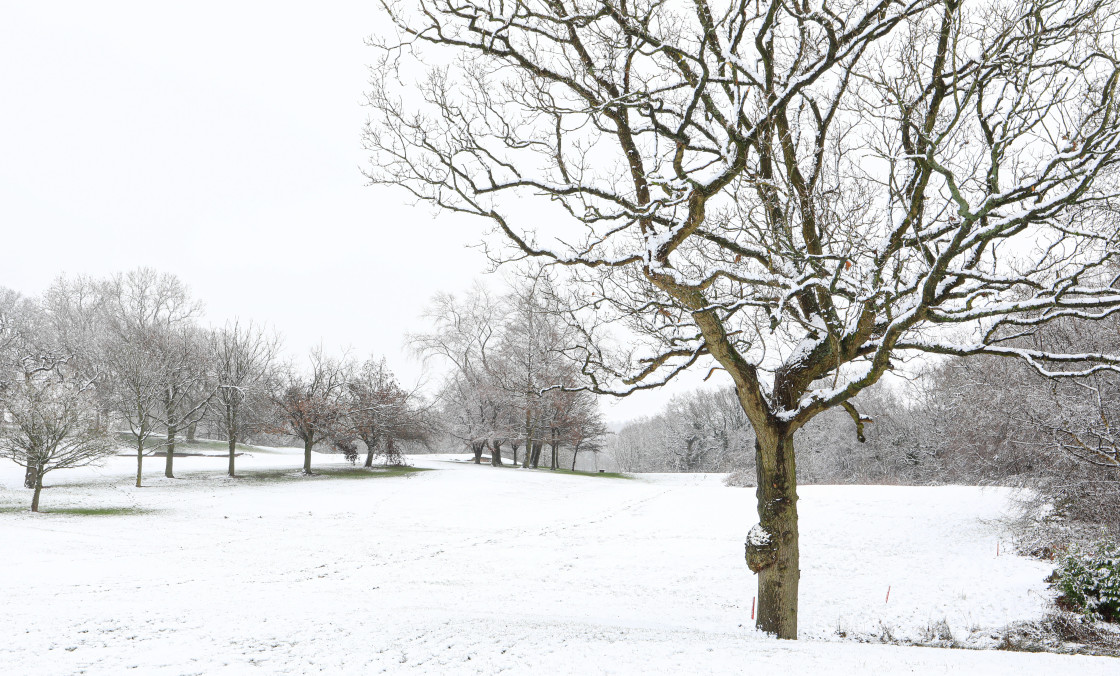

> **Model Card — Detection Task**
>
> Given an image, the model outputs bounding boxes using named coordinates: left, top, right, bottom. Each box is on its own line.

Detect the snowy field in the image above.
left=0, top=449, right=1115, bottom=675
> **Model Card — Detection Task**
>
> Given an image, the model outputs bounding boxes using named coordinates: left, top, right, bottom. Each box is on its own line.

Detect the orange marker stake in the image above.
left=885, top=585, right=891, bottom=603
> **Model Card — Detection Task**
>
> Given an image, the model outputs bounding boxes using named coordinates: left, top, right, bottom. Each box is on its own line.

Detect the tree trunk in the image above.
left=364, top=442, right=375, bottom=468
left=24, top=464, right=35, bottom=489
left=31, top=472, right=43, bottom=512
left=530, top=442, right=542, bottom=468
left=745, top=431, right=800, bottom=639
left=136, top=437, right=144, bottom=487
left=549, top=427, right=558, bottom=470
left=471, top=441, right=484, bottom=464
left=511, top=443, right=519, bottom=466
left=165, top=424, right=176, bottom=478
left=186, top=420, right=198, bottom=443
left=303, top=438, right=314, bottom=475
left=165, top=392, right=176, bottom=478
left=491, top=440, right=504, bottom=466
left=228, top=435, right=237, bottom=477
left=226, top=403, right=238, bottom=477
left=571, top=446, right=579, bottom=471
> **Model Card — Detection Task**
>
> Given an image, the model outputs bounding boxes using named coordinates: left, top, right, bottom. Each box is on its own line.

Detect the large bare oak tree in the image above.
left=365, top=0, right=1120, bottom=637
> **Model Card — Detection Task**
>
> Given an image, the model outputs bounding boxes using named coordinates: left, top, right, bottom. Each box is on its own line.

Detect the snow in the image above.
left=747, top=522, right=771, bottom=547
left=0, top=450, right=1114, bottom=674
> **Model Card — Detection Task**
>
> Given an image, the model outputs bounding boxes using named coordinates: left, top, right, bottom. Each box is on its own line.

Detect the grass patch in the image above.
left=232, top=465, right=433, bottom=483
left=0, top=505, right=152, bottom=516
left=526, top=467, right=632, bottom=479
left=43, top=506, right=152, bottom=516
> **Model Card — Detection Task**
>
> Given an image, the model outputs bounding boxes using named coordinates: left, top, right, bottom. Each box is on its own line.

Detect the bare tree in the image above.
left=496, top=272, right=578, bottom=469
left=412, top=286, right=508, bottom=463
left=436, top=372, right=504, bottom=463
left=562, top=389, right=607, bottom=471
left=270, top=348, right=352, bottom=475
left=345, top=356, right=431, bottom=467
left=209, top=320, right=280, bottom=476
left=0, top=343, right=115, bottom=512
left=153, top=325, right=215, bottom=478
left=98, top=269, right=205, bottom=487
left=1, top=288, right=78, bottom=488
left=367, top=0, right=1120, bottom=637
left=0, top=381, right=115, bottom=512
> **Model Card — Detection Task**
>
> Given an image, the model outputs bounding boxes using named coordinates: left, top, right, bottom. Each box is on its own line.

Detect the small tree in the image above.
left=209, top=320, right=280, bottom=476
left=0, top=372, right=115, bottom=512
left=271, top=348, right=352, bottom=474
left=3, top=285, right=84, bottom=487
left=346, top=356, right=431, bottom=467
left=152, top=325, right=215, bottom=478
left=412, top=287, right=508, bottom=462
left=563, top=390, right=607, bottom=471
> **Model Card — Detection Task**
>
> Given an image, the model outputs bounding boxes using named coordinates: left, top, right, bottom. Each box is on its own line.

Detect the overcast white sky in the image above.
left=0, top=1, right=718, bottom=423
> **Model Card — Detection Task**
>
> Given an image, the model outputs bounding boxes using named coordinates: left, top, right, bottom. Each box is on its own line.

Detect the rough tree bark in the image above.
left=225, top=402, right=237, bottom=477
left=135, top=437, right=144, bottom=488
left=30, top=470, right=43, bottom=513
left=165, top=391, right=177, bottom=479
left=745, top=433, right=800, bottom=637
left=227, top=435, right=237, bottom=478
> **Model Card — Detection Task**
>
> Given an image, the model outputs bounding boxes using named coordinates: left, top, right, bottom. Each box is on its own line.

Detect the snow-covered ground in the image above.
left=0, top=449, right=1113, bottom=674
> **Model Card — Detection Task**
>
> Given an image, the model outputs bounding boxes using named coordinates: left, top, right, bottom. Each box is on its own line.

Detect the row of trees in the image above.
left=413, top=275, right=607, bottom=469
left=0, top=269, right=428, bottom=510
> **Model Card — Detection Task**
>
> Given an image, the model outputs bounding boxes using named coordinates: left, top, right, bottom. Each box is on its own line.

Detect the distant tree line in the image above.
left=613, top=313, right=1120, bottom=546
